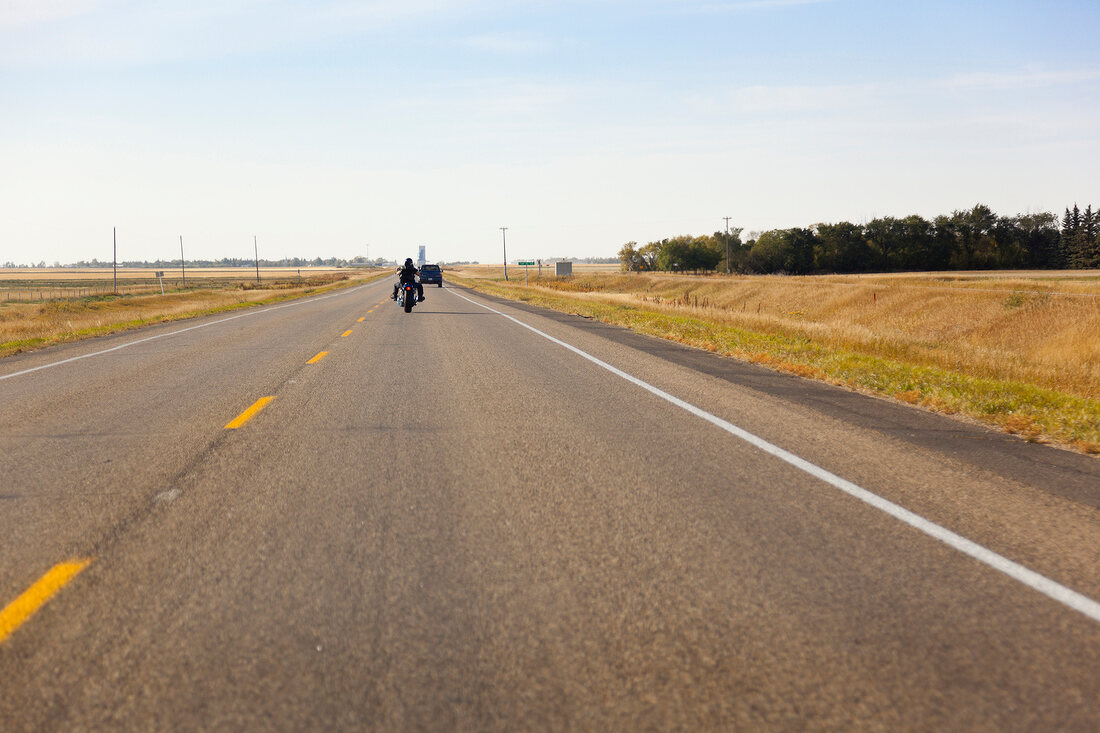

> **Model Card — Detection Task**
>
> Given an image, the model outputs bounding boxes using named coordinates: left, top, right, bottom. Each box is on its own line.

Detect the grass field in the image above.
left=0, top=267, right=381, bottom=356
left=0, top=266, right=365, bottom=301
left=449, top=268, right=1100, bottom=455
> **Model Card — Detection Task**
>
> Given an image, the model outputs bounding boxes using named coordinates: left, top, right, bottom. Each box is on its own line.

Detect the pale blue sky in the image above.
left=3, top=0, right=1098, bottom=265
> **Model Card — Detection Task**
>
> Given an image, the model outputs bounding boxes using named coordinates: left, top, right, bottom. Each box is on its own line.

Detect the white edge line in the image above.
left=451, top=287, right=1100, bottom=624
left=0, top=281, right=381, bottom=383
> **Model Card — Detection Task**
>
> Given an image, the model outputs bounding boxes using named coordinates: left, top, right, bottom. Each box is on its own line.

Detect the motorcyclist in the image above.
left=392, top=258, right=425, bottom=302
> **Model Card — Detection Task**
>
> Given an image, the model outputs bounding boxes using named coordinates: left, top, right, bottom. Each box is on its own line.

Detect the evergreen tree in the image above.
left=1062, top=204, right=1090, bottom=267
left=1078, top=205, right=1100, bottom=267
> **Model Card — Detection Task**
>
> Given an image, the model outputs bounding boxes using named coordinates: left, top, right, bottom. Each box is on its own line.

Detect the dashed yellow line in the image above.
left=0, top=559, right=93, bottom=644
left=341, top=329, right=353, bottom=338
left=225, top=396, right=275, bottom=429
left=357, top=317, right=364, bottom=322
left=307, top=351, right=329, bottom=364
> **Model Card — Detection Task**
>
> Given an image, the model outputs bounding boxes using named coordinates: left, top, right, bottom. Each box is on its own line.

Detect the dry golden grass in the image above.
left=455, top=270, right=1100, bottom=400
left=450, top=269, right=1100, bottom=454
left=0, top=266, right=378, bottom=301
left=0, top=272, right=378, bottom=356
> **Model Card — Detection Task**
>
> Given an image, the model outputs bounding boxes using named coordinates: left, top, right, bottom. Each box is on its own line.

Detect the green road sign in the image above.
left=517, top=260, right=535, bottom=266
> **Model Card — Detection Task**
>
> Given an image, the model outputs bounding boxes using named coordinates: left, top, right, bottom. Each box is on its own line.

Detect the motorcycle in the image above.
left=396, top=282, right=418, bottom=313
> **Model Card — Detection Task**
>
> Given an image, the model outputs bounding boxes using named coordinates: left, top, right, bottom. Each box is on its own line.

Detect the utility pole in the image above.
left=180, top=235, right=186, bottom=287
left=723, top=216, right=733, bottom=275
left=254, top=235, right=260, bottom=283
left=113, top=226, right=118, bottom=294
left=500, top=227, right=509, bottom=281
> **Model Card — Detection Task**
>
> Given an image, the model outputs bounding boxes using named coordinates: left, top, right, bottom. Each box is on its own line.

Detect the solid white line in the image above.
left=451, top=288, right=1100, bottom=624
left=0, top=281, right=381, bottom=383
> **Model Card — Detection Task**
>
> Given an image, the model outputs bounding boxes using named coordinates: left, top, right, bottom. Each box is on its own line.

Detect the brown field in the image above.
left=0, top=266, right=374, bottom=301
left=0, top=269, right=380, bottom=356
left=450, top=268, right=1100, bottom=454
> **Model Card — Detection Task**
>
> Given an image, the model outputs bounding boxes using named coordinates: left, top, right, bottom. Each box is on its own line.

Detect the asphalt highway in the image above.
left=1, top=277, right=1097, bottom=731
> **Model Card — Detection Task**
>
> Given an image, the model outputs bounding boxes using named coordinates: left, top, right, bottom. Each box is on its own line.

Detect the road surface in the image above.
left=1, top=278, right=1097, bottom=731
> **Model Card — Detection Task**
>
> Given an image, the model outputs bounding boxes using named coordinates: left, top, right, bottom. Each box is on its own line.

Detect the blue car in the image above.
left=419, top=263, right=443, bottom=287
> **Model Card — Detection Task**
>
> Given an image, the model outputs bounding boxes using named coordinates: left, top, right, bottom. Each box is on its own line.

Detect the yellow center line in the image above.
left=367, top=310, right=374, bottom=314
left=307, top=351, right=328, bottom=364
left=0, top=559, right=93, bottom=644
left=341, top=329, right=353, bottom=338
left=357, top=317, right=364, bottom=322
left=225, top=396, right=275, bottom=429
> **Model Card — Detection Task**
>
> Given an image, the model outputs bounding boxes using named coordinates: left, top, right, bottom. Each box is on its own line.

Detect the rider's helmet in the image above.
left=405, top=258, right=414, bottom=266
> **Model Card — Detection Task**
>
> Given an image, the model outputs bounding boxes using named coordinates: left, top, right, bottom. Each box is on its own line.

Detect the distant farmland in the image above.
left=0, top=267, right=381, bottom=358
left=0, top=266, right=374, bottom=301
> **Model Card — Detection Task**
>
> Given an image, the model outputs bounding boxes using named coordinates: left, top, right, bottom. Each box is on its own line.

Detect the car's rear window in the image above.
left=422, top=265, right=440, bottom=272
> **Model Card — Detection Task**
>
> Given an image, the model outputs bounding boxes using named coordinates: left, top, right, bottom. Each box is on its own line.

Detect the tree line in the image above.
left=618, top=204, right=1100, bottom=274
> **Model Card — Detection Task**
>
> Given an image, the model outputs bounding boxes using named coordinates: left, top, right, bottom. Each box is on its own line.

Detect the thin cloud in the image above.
left=0, top=0, right=103, bottom=28
left=459, top=31, right=552, bottom=55
left=685, top=0, right=839, bottom=12
left=696, top=81, right=877, bottom=116
left=941, top=68, right=1100, bottom=91
left=705, top=66, right=1100, bottom=116
left=0, top=0, right=506, bottom=66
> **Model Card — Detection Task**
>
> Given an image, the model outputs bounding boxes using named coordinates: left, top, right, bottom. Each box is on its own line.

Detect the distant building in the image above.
left=418, top=246, right=426, bottom=267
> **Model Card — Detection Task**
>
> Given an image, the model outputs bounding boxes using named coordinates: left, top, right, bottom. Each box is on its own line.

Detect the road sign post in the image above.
left=517, top=260, right=535, bottom=285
